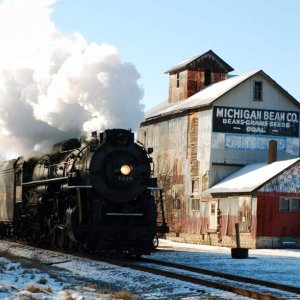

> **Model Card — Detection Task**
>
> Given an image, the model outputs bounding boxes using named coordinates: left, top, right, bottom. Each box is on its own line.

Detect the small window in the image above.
left=191, top=198, right=200, bottom=211
left=211, top=203, right=216, bottom=215
left=204, top=69, right=211, bottom=86
left=254, top=81, right=263, bottom=101
left=280, top=197, right=300, bottom=212
left=176, top=73, right=180, bottom=88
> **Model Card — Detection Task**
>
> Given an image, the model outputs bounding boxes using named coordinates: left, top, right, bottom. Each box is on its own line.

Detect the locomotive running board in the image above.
left=106, top=213, right=144, bottom=216
left=22, top=176, right=68, bottom=185
left=147, top=187, right=163, bottom=190
left=67, top=185, right=93, bottom=189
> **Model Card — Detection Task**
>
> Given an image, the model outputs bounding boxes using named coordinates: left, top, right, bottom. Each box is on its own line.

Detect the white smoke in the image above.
left=0, top=0, right=144, bottom=157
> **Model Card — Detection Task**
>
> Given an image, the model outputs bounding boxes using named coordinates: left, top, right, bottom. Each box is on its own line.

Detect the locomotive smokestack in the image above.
left=91, top=131, right=98, bottom=139
left=268, top=140, right=277, bottom=164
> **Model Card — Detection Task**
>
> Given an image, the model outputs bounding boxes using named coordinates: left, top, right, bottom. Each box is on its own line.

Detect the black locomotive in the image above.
left=0, top=129, right=168, bottom=256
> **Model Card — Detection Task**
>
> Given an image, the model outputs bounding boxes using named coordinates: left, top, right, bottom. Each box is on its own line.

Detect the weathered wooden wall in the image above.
left=168, top=70, right=227, bottom=103
left=256, top=192, right=300, bottom=237
left=187, top=71, right=226, bottom=98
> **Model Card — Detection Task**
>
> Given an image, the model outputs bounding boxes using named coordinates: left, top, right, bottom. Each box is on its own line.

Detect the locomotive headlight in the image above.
left=120, top=164, right=132, bottom=176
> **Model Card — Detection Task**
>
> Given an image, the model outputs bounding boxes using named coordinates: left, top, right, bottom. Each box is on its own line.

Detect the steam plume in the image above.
left=0, top=0, right=144, bottom=157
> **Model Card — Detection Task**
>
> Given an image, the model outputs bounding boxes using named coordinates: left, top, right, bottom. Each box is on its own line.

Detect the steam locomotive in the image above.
left=0, top=129, right=168, bottom=256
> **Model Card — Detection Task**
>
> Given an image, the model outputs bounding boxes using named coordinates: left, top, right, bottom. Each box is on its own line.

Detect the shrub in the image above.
left=26, top=284, right=52, bottom=294
left=113, top=291, right=137, bottom=300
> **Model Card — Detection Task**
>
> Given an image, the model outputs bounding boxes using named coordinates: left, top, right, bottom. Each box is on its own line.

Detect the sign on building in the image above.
left=213, top=106, right=299, bottom=137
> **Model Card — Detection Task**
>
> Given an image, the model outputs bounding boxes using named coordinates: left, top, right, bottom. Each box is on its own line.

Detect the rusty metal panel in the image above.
left=217, top=196, right=253, bottom=236
left=167, top=199, right=209, bottom=235
left=197, top=110, right=213, bottom=191
left=187, top=112, right=199, bottom=194
left=259, top=162, right=300, bottom=193
left=139, top=117, right=189, bottom=229
left=0, top=161, right=16, bottom=221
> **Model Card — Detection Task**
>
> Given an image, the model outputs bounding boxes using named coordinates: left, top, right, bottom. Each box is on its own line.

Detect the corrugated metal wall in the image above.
left=138, top=116, right=189, bottom=233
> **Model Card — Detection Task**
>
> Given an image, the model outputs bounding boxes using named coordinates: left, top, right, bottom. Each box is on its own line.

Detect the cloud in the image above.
left=0, top=0, right=144, bottom=157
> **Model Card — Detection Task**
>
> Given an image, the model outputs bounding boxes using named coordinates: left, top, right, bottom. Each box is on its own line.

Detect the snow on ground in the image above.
left=155, top=239, right=300, bottom=286
left=0, top=239, right=299, bottom=299
left=0, top=254, right=114, bottom=299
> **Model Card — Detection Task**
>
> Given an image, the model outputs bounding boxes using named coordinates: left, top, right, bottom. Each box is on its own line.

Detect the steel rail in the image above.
left=101, top=257, right=296, bottom=300
left=139, top=257, right=300, bottom=295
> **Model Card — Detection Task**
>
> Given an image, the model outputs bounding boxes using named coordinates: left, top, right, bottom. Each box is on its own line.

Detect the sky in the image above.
left=0, top=0, right=300, bottom=156
left=51, top=0, right=300, bottom=110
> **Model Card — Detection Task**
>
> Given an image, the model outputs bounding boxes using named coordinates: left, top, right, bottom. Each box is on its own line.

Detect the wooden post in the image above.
left=235, top=223, right=241, bottom=248
left=231, top=223, right=248, bottom=259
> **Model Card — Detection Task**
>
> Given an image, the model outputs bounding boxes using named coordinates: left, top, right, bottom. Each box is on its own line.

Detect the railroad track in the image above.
left=101, top=257, right=300, bottom=300
left=2, top=240, right=299, bottom=299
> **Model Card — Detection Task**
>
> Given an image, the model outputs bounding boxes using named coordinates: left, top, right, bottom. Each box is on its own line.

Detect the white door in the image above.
left=209, top=200, right=218, bottom=230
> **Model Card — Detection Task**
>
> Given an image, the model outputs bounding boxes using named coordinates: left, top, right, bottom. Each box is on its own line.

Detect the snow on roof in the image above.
left=164, top=53, right=201, bottom=73
left=145, top=70, right=259, bottom=120
left=207, top=158, right=300, bottom=194
left=164, top=49, right=234, bottom=74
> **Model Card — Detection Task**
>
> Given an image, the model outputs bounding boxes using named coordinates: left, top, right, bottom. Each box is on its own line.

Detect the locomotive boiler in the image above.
left=0, top=129, right=168, bottom=256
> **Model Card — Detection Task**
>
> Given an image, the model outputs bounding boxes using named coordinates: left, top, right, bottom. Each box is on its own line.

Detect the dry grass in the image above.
left=65, top=291, right=77, bottom=300
left=26, top=284, right=52, bottom=294
left=18, top=296, right=42, bottom=300
left=113, top=290, right=137, bottom=300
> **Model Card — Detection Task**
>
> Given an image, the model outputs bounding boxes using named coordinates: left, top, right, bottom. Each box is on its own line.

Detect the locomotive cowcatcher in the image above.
left=0, top=129, right=168, bottom=256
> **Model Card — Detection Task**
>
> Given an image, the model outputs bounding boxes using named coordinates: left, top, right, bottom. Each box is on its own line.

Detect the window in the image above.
left=176, top=73, right=180, bottom=88
left=280, top=197, right=300, bottom=212
left=191, top=198, right=200, bottom=211
left=254, top=81, right=263, bottom=101
left=204, top=69, right=211, bottom=86
left=191, top=179, right=199, bottom=194
left=211, top=202, right=216, bottom=215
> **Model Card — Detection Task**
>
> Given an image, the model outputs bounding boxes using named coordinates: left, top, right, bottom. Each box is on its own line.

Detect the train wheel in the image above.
left=23, top=222, right=41, bottom=245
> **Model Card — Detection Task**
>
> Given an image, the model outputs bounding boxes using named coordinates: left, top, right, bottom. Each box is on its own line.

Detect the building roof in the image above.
left=206, top=158, right=300, bottom=195
left=164, top=50, right=234, bottom=74
left=146, top=70, right=257, bottom=120
left=144, top=70, right=300, bottom=121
